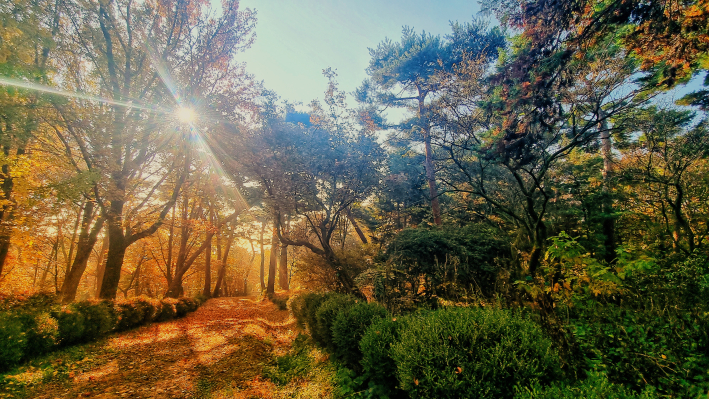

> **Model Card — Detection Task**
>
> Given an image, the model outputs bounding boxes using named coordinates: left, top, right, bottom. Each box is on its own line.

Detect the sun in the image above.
left=176, top=106, right=196, bottom=123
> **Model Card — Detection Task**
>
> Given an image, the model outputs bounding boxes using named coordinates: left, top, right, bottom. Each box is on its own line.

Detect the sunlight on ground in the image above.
left=74, top=359, right=118, bottom=383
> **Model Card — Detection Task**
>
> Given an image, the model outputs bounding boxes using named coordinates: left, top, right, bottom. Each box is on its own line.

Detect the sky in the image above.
left=235, top=0, right=484, bottom=107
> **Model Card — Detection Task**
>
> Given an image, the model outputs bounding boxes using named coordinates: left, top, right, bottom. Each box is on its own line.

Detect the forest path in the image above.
left=26, top=297, right=297, bottom=399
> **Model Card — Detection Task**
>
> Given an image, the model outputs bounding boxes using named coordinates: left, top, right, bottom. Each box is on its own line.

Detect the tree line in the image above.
left=0, top=0, right=707, bottom=311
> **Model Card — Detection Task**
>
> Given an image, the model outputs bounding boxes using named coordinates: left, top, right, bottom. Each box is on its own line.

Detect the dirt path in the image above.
left=24, top=297, right=298, bottom=399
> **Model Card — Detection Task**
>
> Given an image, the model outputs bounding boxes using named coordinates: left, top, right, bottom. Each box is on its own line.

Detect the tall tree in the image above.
left=54, top=0, right=257, bottom=299
left=357, top=23, right=504, bottom=225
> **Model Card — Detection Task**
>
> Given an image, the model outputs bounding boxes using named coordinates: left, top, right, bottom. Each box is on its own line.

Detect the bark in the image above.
left=213, top=233, right=234, bottom=297
left=165, top=209, right=241, bottom=298
left=94, top=234, right=108, bottom=297
left=60, top=201, right=105, bottom=303
left=0, top=147, right=25, bottom=276
left=99, top=209, right=128, bottom=299
left=202, top=234, right=213, bottom=298
left=345, top=209, right=368, bottom=244
left=279, top=243, right=289, bottom=290
left=267, top=228, right=278, bottom=294
left=418, top=95, right=442, bottom=226
left=259, top=222, right=266, bottom=291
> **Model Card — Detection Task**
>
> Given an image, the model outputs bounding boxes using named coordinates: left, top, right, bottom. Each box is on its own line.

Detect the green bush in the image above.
left=73, top=300, right=116, bottom=340
left=569, top=303, right=709, bottom=396
left=331, top=302, right=388, bottom=370
left=53, top=305, right=86, bottom=346
left=0, top=313, right=26, bottom=370
left=16, top=310, right=58, bottom=357
left=391, top=307, right=561, bottom=399
left=514, top=372, right=658, bottom=399
left=313, top=294, right=357, bottom=351
left=360, top=316, right=411, bottom=397
left=290, top=292, right=328, bottom=331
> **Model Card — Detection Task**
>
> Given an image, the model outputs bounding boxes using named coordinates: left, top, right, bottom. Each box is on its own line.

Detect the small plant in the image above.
left=263, top=334, right=313, bottom=385
left=514, top=372, right=658, bottom=399
left=0, top=313, right=26, bottom=370
left=52, top=305, right=86, bottom=346
left=267, top=292, right=289, bottom=310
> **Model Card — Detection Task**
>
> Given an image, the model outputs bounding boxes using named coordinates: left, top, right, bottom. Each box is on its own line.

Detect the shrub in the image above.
left=0, top=292, right=58, bottom=312
left=267, top=292, right=289, bottom=310
left=313, top=294, right=357, bottom=350
left=16, top=310, right=59, bottom=357
left=175, top=298, right=191, bottom=317
left=290, top=292, right=328, bottom=331
left=131, top=296, right=160, bottom=323
left=0, top=313, right=26, bottom=370
left=73, top=300, right=116, bottom=340
left=360, top=315, right=411, bottom=397
left=391, top=307, right=561, bottom=399
left=114, top=301, right=144, bottom=331
left=569, top=303, right=709, bottom=396
left=194, top=294, right=208, bottom=305
left=514, top=372, right=658, bottom=399
left=53, top=305, right=86, bottom=346
left=331, top=302, right=388, bottom=370
left=158, top=298, right=178, bottom=321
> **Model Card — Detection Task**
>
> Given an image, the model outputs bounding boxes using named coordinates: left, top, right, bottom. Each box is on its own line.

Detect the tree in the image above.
left=52, top=0, right=257, bottom=299
left=358, top=23, right=504, bottom=225
left=235, top=72, right=385, bottom=298
left=0, top=0, right=61, bottom=278
left=619, top=107, right=709, bottom=254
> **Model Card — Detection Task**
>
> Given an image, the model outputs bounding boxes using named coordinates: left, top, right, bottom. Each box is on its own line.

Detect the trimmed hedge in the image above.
left=391, top=307, right=561, bottom=399
left=331, top=301, right=388, bottom=370
left=360, top=315, right=411, bottom=397
left=0, top=294, right=207, bottom=371
left=313, top=294, right=358, bottom=351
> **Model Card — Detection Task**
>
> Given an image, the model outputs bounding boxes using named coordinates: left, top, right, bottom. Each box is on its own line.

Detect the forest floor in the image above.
left=1, top=296, right=333, bottom=399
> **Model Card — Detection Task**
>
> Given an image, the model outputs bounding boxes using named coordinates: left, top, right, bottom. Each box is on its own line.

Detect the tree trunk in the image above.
left=600, top=119, right=617, bottom=263
left=267, top=228, right=278, bottom=294
left=419, top=97, right=441, bottom=226
left=61, top=201, right=105, bottom=303
left=0, top=147, right=25, bottom=278
left=259, top=222, right=266, bottom=291
left=346, top=209, right=368, bottom=244
left=202, top=234, right=213, bottom=298
left=279, top=243, right=289, bottom=290
left=213, top=233, right=234, bottom=298
left=94, top=234, right=109, bottom=298
left=99, top=210, right=128, bottom=299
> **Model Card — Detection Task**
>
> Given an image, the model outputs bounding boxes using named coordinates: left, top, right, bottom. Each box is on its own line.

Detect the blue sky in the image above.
left=236, top=0, right=483, bottom=106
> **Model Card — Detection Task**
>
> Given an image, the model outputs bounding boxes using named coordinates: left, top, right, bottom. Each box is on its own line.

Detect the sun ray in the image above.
left=0, top=77, right=168, bottom=113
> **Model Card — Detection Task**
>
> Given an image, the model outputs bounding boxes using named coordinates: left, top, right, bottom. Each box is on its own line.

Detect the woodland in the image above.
left=0, top=0, right=708, bottom=397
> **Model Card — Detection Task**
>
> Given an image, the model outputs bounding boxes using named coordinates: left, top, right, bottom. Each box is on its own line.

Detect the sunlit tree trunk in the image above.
left=61, top=201, right=105, bottom=303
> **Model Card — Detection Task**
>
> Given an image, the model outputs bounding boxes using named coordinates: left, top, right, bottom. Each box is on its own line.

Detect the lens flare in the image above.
left=176, top=106, right=196, bottom=123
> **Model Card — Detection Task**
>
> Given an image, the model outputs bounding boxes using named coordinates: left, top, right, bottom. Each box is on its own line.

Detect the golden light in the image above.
left=176, top=106, right=196, bottom=123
